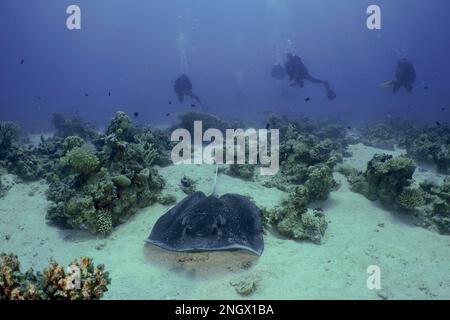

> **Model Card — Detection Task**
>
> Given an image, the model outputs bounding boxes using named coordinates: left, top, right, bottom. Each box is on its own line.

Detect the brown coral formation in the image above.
left=0, top=253, right=110, bottom=300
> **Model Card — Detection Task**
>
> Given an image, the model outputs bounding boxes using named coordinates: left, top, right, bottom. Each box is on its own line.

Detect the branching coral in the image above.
left=0, top=253, right=110, bottom=300
left=60, top=147, right=100, bottom=175
left=396, top=188, right=425, bottom=210
left=262, top=186, right=328, bottom=244
left=63, top=136, right=85, bottom=152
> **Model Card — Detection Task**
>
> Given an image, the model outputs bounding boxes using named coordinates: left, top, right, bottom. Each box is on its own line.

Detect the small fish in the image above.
left=436, top=121, right=441, bottom=126
left=166, top=113, right=171, bottom=117
left=305, top=97, right=311, bottom=102
left=266, top=123, right=271, bottom=130
left=84, top=93, right=89, bottom=97
left=133, top=112, right=139, bottom=118
left=442, top=107, right=446, bottom=111
left=108, top=92, right=111, bottom=97
left=20, top=59, right=24, bottom=65
left=424, top=86, right=429, bottom=90
left=191, top=104, right=196, bottom=108
left=407, top=105, right=411, bottom=109
left=347, top=126, right=352, bottom=130
left=168, top=101, right=172, bottom=105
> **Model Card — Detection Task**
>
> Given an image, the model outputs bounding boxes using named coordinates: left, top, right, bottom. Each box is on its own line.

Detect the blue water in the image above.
left=1, top=0, right=449, bottom=132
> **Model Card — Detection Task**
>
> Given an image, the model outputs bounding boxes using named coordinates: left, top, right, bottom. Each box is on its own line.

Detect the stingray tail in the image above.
left=212, top=164, right=219, bottom=196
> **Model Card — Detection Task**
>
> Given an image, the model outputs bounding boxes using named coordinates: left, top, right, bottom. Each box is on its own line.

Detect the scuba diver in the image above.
left=380, top=58, right=416, bottom=93
left=174, top=74, right=202, bottom=104
left=282, top=53, right=336, bottom=100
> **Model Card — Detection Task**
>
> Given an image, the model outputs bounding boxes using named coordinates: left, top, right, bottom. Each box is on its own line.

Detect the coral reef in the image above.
left=0, top=122, right=19, bottom=150
left=360, top=123, right=397, bottom=150
left=415, top=178, right=450, bottom=234
left=400, top=124, right=450, bottom=174
left=51, top=113, right=98, bottom=140
left=343, top=153, right=450, bottom=234
left=345, top=154, right=416, bottom=205
left=174, top=111, right=230, bottom=136
left=396, top=187, right=425, bottom=210
left=46, top=112, right=166, bottom=235
left=0, top=253, right=110, bottom=300
left=0, top=121, right=44, bottom=181
left=60, top=147, right=100, bottom=175
left=262, top=186, right=328, bottom=244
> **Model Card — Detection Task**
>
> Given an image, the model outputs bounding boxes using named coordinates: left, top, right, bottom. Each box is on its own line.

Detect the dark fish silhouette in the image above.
left=424, top=86, right=429, bottom=90
left=347, top=126, right=352, bottom=130
left=133, top=112, right=139, bottom=118
left=442, top=107, right=446, bottom=111
left=266, top=123, right=271, bottom=130
left=146, top=192, right=264, bottom=255
left=166, top=113, right=171, bottom=117
left=436, top=121, right=441, bottom=126
left=108, top=92, right=111, bottom=96
left=84, top=93, right=89, bottom=97
left=20, top=59, right=24, bottom=65
left=305, top=97, right=311, bottom=102
left=168, top=101, right=172, bottom=105
left=191, top=104, right=196, bottom=108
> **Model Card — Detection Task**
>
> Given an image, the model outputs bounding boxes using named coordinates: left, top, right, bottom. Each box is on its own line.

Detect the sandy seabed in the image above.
left=1, top=143, right=450, bottom=300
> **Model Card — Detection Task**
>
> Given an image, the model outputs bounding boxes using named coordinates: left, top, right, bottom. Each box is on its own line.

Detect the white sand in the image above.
left=1, top=144, right=450, bottom=300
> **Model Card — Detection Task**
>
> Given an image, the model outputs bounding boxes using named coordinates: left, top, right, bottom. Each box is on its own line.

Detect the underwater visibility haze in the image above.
left=1, top=0, right=450, bottom=301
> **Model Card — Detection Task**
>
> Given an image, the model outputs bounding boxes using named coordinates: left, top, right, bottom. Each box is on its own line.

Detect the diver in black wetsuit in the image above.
left=284, top=53, right=336, bottom=100
left=174, top=74, right=202, bottom=104
left=392, top=59, right=416, bottom=93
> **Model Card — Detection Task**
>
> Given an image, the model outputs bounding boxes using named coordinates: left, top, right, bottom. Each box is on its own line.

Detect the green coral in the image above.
left=60, top=147, right=99, bottom=175
left=46, top=112, right=166, bottom=235
left=396, top=188, right=425, bottom=210
left=63, top=136, right=85, bottom=152
left=262, top=187, right=328, bottom=244
left=96, top=210, right=113, bottom=236
left=112, top=175, right=132, bottom=188
left=346, top=154, right=416, bottom=205
left=305, top=165, right=335, bottom=202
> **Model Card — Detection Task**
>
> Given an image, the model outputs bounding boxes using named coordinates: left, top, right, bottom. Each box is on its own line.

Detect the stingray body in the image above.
left=146, top=191, right=264, bottom=256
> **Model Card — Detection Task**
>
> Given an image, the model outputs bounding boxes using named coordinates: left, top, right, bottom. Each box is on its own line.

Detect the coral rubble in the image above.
left=0, top=253, right=110, bottom=300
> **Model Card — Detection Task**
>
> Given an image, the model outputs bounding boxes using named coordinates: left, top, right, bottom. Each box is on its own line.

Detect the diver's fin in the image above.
left=379, top=80, right=394, bottom=89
